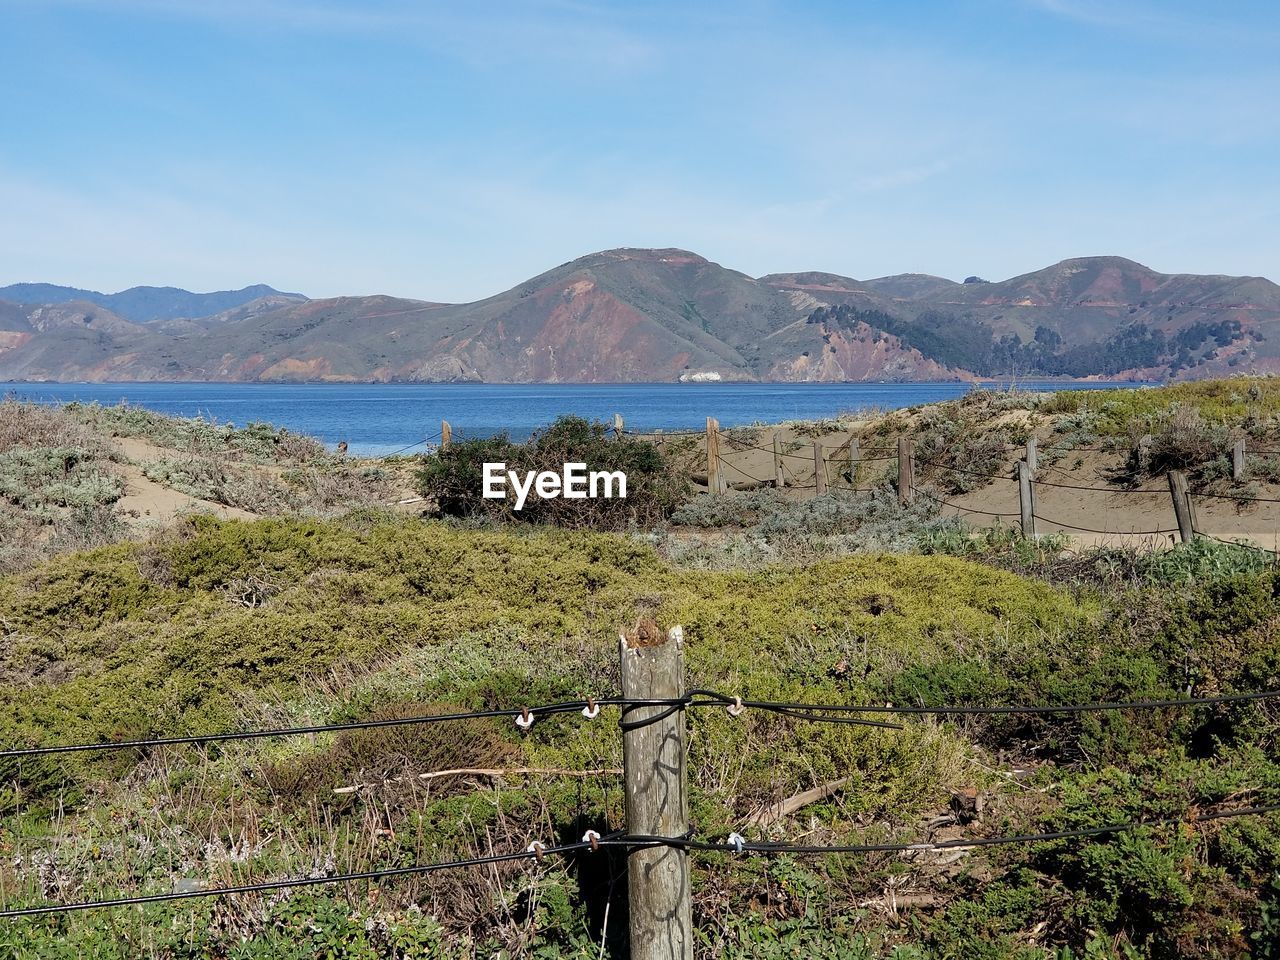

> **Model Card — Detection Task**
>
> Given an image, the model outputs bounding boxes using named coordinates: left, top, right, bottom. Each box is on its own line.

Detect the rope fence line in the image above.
left=365, top=416, right=1280, bottom=554
left=717, top=457, right=773, bottom=486
left=381, top=430, right=443, bottom=457
left=700, top=436, right=1280, bottom=550
left=404, top=421, right=1280, bottom=537
left=1196, top=531, right=1280, bottom=556
left=917, top=490, right=1021, bottom=520
left=1032, top=513, right=1179, bottom=537
left=917, top=455, right=1280, bottom=513
left=917, top=459, right=1017, bottom=482
left=1192, top=488, right=1280, bottom=505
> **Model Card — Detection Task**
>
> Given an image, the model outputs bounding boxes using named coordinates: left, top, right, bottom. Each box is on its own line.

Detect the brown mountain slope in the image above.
left=2, top=250, right=1279, bottom=383
left=0, top=249, right=951, bottom=383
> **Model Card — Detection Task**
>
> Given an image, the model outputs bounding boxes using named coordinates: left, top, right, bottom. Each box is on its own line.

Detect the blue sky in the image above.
left=2, top=0, right=1277, bottom=300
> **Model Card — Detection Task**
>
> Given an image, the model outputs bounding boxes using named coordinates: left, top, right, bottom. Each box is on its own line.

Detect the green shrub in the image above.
left=143, top=456, right=297, bottom=512
left=0, top=448, right=122, bottom=509
left=415, top=416, right=689, bottom=529
left=1123, top=405, right=1233, bottom=484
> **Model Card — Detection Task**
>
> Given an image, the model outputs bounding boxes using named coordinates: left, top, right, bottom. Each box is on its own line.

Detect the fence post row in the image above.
left=813, top=440, right=827, bottom=495
left=1018, top=460, right=1037, bottom=540
left=620, top=625, right=692, bottom=960
left=1168, top=469, right=1198, bottom=543
left=440, top=420, right=451, bottom=451
left=773, top=435, right=786, bottom=489
left=706, top=418, right=724, bottom=495
left=898, top=437, right=915, bottom=506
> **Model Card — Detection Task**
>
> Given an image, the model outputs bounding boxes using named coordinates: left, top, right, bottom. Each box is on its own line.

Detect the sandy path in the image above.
left=111, top=437, right=258, bottom=523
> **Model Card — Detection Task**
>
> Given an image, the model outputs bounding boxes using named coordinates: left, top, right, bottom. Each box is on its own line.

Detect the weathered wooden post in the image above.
left=1168, top=470, right=1198, bottom=543
left=441, top=420, right=452, bottom=451
left=613, top=413, right=625, bottom=438
left=813, top=440, right=827, bottom=495
left=1233, top=439, right=1246, bottom=482
left=773, top=434, right=785, bottom=489
left=1025, top=437, right=1038, bottom=478
left=706, top=418, right=724, bottom=495
left=898, top=438, right=915, bottom=506
left=1018, top=460, right=1037, bottom=539
left=848, top=438, right=860, bottom=490
left=620, top=625, right=691, bottom=960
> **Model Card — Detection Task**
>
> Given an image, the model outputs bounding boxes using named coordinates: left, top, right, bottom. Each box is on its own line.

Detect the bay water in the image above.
left=3, top=380, right=1151, bottom=456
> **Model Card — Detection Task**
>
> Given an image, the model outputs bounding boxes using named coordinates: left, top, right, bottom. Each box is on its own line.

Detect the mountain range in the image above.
left=2, top=249, right=1278, bottom=383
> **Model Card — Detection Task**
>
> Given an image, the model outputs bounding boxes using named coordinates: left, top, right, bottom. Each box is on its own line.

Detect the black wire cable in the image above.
left=9, top=803, right=1276, bottom=919
left=0, top=838, right=601, bottom=919
left=611, top=801, right=1280, bottom=856
left=0, top=698, right=688, bottom=759
left=718, top=687, right=1280, bottom=718
left=10, top=683, right=1278, bottom=761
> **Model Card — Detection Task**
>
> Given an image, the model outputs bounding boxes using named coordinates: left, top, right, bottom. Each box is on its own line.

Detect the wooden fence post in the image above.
left=620, top=625, right=692, bottom=960
left=1018, top=460, right=1037, bottom=539
left=898, top=438, right=915, bottom=506
left=848, top=438, right=860, bottom=490
left=773, top=435, right=785, bottom=489
left=1168, top=470, right=1198, bottom=543
left=613, top=413, right=625, bottom=438
left=1025, top=437, right=1038, bottom=478
left=706, top=418, right=724, bottom=495
left=1233, top=439, right=1246, bottom=482
left=813, top=440, right=827, bottom=495
left=441, top=420, right=452, bottom=451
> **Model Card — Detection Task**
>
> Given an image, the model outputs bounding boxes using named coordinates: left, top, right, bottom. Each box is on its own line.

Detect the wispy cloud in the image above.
left=0, top=0, right=660, bottom=69
left=854, top=159, right=954, bottom=193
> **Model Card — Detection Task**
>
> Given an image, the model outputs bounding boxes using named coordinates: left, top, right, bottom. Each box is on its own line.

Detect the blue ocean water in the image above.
left=2, top=380, right=1152, bottom=456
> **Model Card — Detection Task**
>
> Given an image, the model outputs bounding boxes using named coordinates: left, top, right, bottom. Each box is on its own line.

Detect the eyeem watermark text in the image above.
left=482, top=462, right=627, bottom=510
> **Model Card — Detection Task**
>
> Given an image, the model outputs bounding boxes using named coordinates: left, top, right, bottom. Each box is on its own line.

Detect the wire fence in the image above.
left=3, top=684, right=1278, bottom=918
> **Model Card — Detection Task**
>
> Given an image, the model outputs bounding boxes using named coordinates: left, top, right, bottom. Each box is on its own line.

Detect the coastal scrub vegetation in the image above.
left=1, top=383, right=1280, bottom=956
left=0, top=514, right=1276, bottom=957
left=0, top=398, right=401, bottom=573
